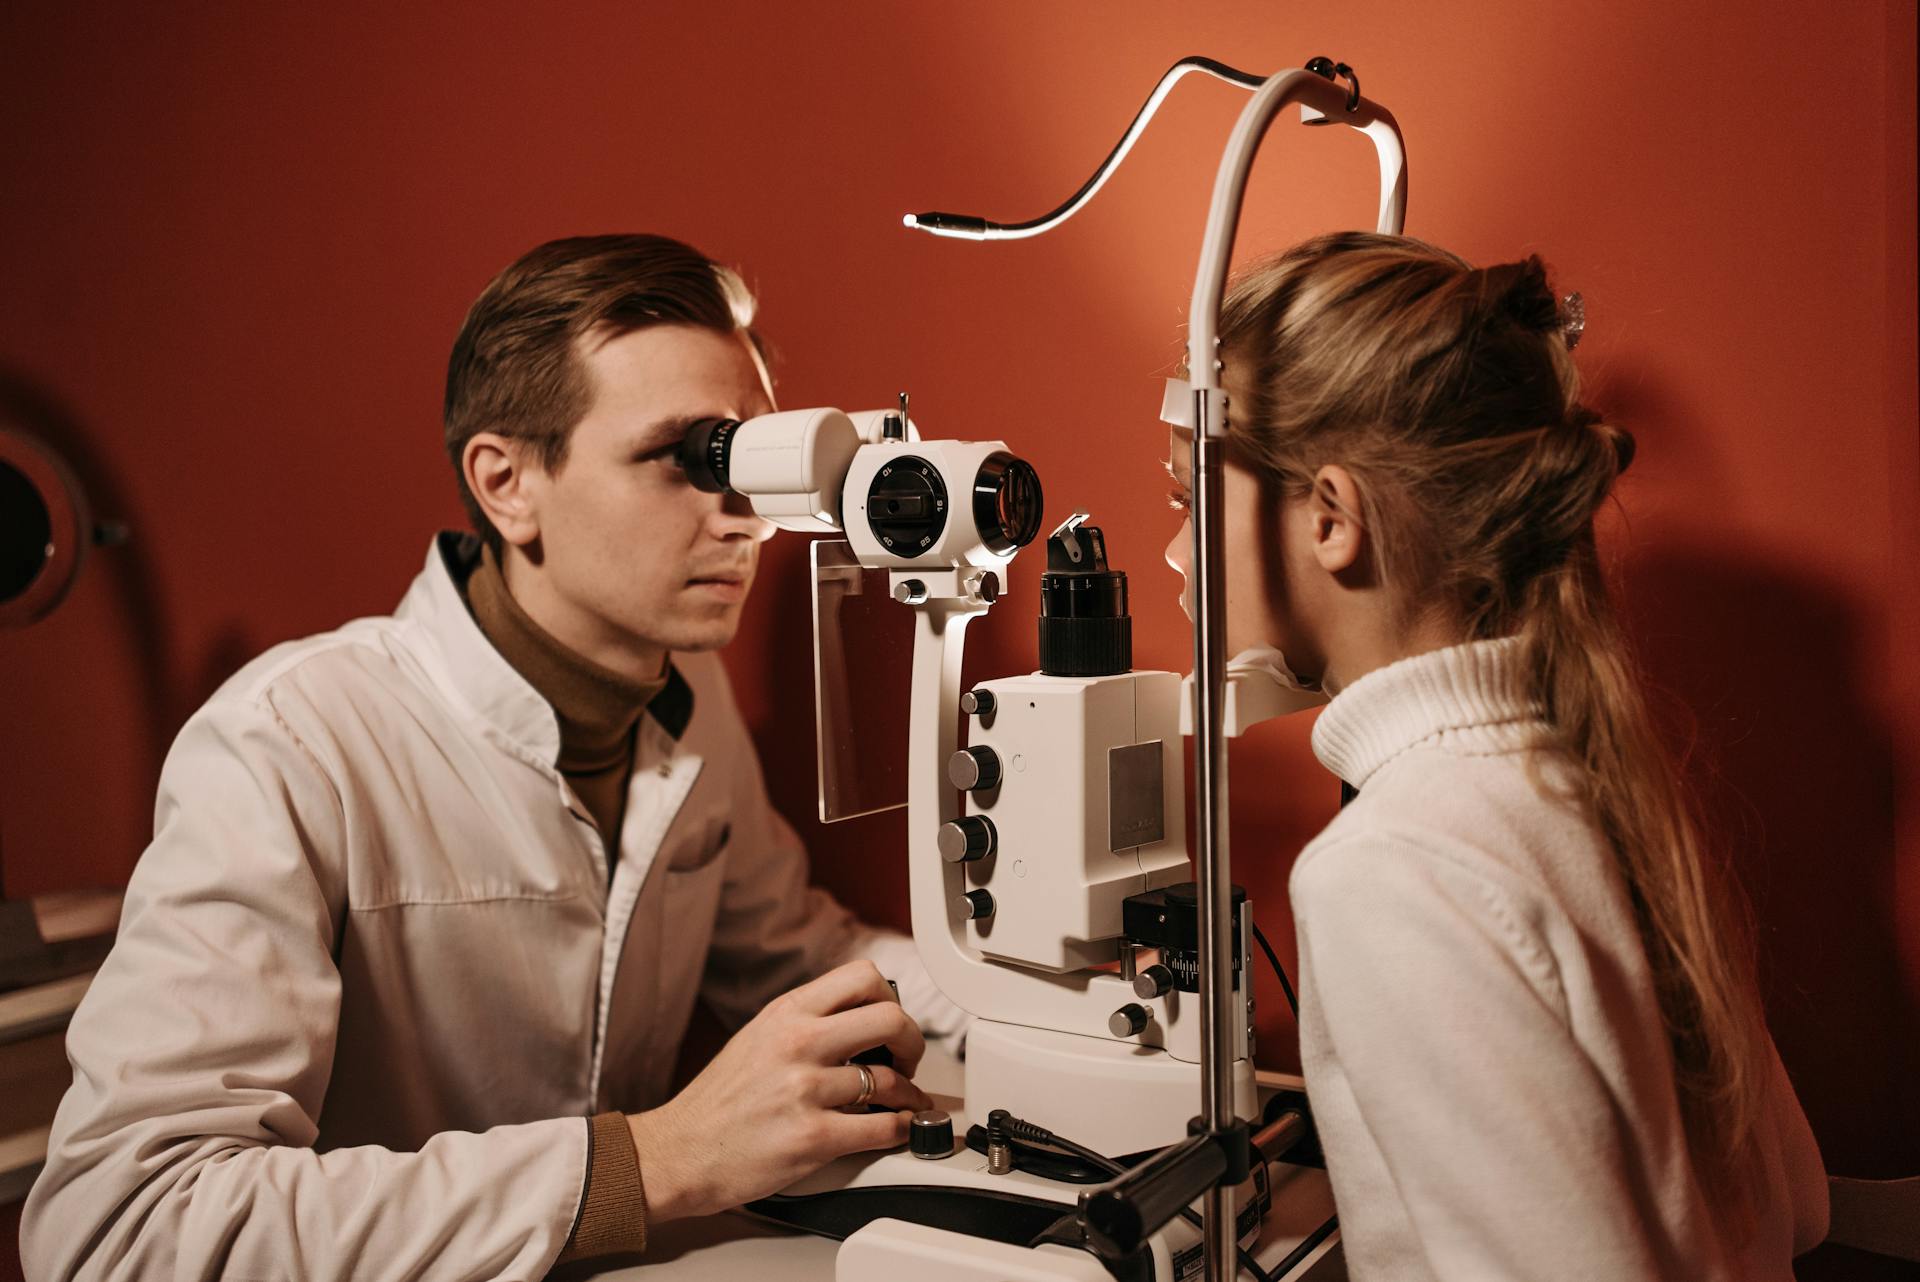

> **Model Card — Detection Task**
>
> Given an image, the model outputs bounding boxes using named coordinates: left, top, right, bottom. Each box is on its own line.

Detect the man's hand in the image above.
left=627, top=960, right=933, bottom=1222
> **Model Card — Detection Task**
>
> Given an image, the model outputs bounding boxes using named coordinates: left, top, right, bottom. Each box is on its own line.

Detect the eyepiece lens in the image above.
left=973, top=452, right=1043, bottom=555
left=677, top=418, right=741, bottom=493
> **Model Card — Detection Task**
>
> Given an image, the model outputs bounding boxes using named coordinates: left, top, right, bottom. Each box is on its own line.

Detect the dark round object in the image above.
left=910, top=1109, right=956, bottom=1160
left=865, top=455, right=949, bottom=554
left=0, top=428, right=95, bottom=628
left=1108, top=1003, right=1150, bottom=1037
left=676, top=417, right=741, bottom=493
left=947, top=745, right=1002, bottom=792
left=0, top=463, right=51, bottom=603
left=961, top=889, right=994, bottom=921
left=971, top=451, right=1043, bottom=555
left=1038, top=523, right=1131, bottom=677
left=1133, top=963, right=1176, bottom=1001
left=959, top=688, right=996, bottom=716
left=938, top=815, right=996, bottom=863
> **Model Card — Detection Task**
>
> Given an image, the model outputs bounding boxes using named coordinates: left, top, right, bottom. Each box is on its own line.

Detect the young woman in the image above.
left=1162, top=232, right=1828, bottom=1280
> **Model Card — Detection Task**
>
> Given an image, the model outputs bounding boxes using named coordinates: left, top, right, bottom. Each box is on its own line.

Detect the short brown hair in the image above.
left=443, top=234, right=759, bottom=550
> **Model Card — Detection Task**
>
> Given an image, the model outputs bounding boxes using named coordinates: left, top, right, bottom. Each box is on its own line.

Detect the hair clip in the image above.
left=1560, top=292, right=1586, bottom=351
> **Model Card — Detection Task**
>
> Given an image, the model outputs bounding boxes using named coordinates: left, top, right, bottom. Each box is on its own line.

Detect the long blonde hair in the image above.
left=1219, top=231, right=1768, bottom=1215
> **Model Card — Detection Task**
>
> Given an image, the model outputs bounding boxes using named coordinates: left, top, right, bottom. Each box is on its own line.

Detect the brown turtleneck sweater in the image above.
left=465, top=545, right=659, bottom=1262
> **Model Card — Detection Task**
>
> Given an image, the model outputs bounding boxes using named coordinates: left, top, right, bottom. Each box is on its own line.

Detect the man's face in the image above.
left=518, top=323, right=775, bottom=664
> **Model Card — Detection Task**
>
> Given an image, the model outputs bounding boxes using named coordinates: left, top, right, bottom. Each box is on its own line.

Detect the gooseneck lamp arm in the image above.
left=906, top=56, right=1408, bottom=1281
left=902, top=56, right=1265, bottom=242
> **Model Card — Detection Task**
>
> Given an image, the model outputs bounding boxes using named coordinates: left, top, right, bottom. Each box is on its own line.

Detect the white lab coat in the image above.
left=23, top=532, right=958, bottom=1281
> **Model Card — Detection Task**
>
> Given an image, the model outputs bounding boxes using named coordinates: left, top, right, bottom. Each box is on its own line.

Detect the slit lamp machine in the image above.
left=669, top=56, right=1408, bottom=1282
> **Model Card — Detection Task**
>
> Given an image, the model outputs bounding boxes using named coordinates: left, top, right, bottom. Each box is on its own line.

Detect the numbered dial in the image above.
left=865, top=455, right=949, bottom=554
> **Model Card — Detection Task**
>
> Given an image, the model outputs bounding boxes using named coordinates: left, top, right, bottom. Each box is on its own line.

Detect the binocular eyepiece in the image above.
left=670, top=409, right=1044, bottom=564
left=676, top=417, right=742, bottom=494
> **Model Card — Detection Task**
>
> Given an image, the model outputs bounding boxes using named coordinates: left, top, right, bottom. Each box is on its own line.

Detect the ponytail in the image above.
left=1218, top=231, right=1771, bottom=1223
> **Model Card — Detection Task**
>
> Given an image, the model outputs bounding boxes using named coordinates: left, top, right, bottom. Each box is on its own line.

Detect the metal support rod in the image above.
left=1251, top=1109, right=1309, bottom=1165
left=1189, top=390, right=1235, bottom=1281
left=1180, top=68, right=1405, bottom=1280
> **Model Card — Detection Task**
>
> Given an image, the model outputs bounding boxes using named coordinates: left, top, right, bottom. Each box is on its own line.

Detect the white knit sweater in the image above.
left=1291, top=638, right=1828, bottom=1280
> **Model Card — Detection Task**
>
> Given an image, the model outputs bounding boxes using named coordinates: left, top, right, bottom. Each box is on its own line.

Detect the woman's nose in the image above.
left=1164, top=521, right=1191, bottom=577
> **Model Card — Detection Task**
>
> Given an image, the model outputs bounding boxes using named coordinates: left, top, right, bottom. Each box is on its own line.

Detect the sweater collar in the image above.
left=464, top=542, right=664, bottom=773
left=1310, top=636, right=1545, bottom=789
left=394, top=533, right=695, bottom=768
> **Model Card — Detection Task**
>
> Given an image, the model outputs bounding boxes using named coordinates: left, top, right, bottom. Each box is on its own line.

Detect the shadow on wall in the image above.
left=0, top=366, right=265, bottom=790
left=0, top=365, right=173, bottom=784
left=1620, top=542, right=1918, bottom=1181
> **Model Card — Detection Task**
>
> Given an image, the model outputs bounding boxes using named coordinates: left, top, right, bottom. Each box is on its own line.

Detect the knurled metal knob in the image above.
left=910, top=1109, right=956, bottom=1159
left=1109, top=1003, right=1150, bottom=1037
left=947, top=745, right=1002, bottom=791
left=959, top=688, right=997, bottom=716
left=938, top=815, right=997, bottom=863
left=961, top=889, right=995, bottom=921
left=1133, top=963, right=1175, bottom=1000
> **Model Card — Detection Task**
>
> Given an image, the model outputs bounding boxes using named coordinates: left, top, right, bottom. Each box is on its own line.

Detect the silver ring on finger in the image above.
left=851, top=1062, right=876, bottom=1107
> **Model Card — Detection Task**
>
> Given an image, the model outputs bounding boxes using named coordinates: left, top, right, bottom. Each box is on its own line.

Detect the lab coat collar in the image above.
left=397, top=533, right=695, bottom=768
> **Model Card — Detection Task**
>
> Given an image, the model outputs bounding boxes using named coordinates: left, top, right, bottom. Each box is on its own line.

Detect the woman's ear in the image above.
left=463, top=432, right=543, bottom=549
left=1308, top=464, right=1366, bottom=575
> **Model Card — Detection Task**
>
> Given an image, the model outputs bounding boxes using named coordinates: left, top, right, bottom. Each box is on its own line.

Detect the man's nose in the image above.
left=714, top=489, right=776, bottom=543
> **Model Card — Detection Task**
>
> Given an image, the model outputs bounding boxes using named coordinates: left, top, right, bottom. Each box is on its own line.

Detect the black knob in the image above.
left=961, top=889, right=995, bottom=920
left=1133, top=964, right=1175, bottom=1000
left=938, top=815, right=997, bottom=863
left=960, top=688, right=996, bottom=716
left=947, top=746, right=1002, bottom=791
left=910, top=1109, right=956, bottom=1159
left=1109, top=1003, right=1150, bottom=1037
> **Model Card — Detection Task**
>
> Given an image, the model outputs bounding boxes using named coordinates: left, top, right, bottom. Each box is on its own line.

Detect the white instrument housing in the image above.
left=843, top=438, right=1025, bottom=570
left=723, top=408, right=922, bottom=532
left=961, top=669, right=1189, bottom=972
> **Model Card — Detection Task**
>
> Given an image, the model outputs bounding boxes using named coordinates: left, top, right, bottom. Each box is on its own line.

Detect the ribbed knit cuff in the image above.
left=556, top=1112, right=649, bottom=1262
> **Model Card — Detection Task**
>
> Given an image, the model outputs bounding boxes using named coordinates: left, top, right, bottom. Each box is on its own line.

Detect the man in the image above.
left=23, top=234, right=964, bottom=1279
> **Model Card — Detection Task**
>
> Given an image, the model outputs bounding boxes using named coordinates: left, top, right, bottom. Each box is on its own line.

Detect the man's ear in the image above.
left=463, top=432, right=543, bottom=549
left=1307, top=464, right=1367, bottom=575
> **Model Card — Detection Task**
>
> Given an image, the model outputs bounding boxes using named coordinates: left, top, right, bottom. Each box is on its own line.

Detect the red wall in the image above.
left=1, top=0, right=1913, bottom=1203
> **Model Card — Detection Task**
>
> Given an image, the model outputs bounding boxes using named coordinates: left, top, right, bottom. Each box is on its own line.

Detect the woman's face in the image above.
left=1161, top=423, right=1326, bottom=682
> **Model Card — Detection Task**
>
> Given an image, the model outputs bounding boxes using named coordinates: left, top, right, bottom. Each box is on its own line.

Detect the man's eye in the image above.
left=1167, top=486, right=1192, bottom=513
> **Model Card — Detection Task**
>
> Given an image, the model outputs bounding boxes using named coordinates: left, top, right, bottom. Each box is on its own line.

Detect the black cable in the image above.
left=1270, top=1212, right=1339, bottom=1277
left=1252, top=921, right=1299, bottom=1017
left=906, top=55, right=1267, bottom=239
left=1000, top=1115, right=1277, bottom=1282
